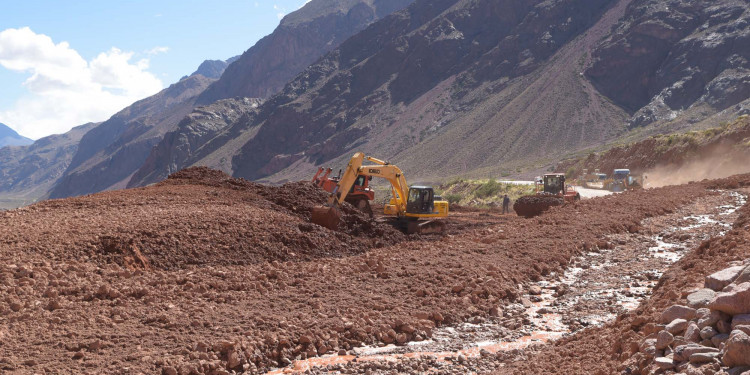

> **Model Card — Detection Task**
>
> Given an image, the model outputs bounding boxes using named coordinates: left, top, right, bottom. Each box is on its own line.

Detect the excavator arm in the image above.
left=314, top=152, right=410, bottom=229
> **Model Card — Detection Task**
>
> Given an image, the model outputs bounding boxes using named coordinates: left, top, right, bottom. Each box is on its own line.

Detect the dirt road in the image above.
left=1, top=167, right=748, bottom=374
left=575, top=186, right=614, bottom=199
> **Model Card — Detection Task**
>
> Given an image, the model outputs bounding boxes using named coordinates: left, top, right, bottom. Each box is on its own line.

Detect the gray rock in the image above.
left=686, top=321, right=702, bottom=342
left=673, top=344, right=719, bottom=362
left=732, top=265, right=750, bottom=286
left=701, top=326, right=718, bottom=340
left=657, top=330, right=675, bottom=350
left=640, top=338, right=658, bottom=356
left=719, top=319, right=734, bottom=334
left=690, top=351, right=719, bottom=364
left=688, top=289, right=717, bottom=309
left=654, top=356, right=675, bottom=370
left=667, top=319, right=689, bottom=334
left=709, top=282, right=750, bottom=316
left=661, top=305, right=697, bottom=324
left=733, top=315, right=750, bottom=330
left=697, top=308, right=722, bottom=328
left=712, top=333, right=730, bottom=348
left=727, top=366, right=750, bottom=375
left=706, top=266, right=745, bottom=291
left=721, top=330, right=750, bottom=367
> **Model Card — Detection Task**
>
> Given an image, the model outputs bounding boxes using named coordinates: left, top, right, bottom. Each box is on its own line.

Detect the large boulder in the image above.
left=706, top=266, right=745, bottom=291
left=733, top=315, right=750, bottom=330
left=731, top=265, right=750, bottom=286
left=685, top=321, right=701, bottom=342
left=721, top=330, right=750, bottom=367
left=697, top=308, right=722, bottom=329
left=687, top=289, right=717, bottom=309
left=710, top=282, right=750, bottom=315
left=673, top=344, right=719, bottom=362
left=661, top=305, right=697, bottom=324
left=656, top=330, right=674, bottom=350
left=666, top=319, right=689, bottom=334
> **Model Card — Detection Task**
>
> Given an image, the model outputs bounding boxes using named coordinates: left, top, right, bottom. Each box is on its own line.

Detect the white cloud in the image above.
left=145, top=46, right=169, bottom=55
left=0, top=27, right=164, bottom=139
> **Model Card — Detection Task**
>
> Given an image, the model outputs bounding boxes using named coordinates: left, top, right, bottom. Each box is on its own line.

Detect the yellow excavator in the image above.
left=311, top=152, right=449, bottom=234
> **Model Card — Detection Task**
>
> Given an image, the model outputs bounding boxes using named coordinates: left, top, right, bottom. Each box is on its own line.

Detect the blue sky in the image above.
left=0, top=0, right=309, bottom=139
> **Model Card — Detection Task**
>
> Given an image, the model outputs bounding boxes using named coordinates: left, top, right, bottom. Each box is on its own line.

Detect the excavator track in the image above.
left=513, top=195, right=564, bottom=218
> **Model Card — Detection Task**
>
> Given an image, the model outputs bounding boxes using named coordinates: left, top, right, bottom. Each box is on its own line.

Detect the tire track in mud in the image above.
left=275, top=190, right=747, bottom=374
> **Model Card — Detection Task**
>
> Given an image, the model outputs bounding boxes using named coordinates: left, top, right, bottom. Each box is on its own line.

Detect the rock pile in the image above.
left=630, top=261, right=750, bottom=374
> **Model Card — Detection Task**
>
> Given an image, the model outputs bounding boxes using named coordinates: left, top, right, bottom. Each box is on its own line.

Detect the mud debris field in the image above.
left=1, top=167, right=750, bottom=374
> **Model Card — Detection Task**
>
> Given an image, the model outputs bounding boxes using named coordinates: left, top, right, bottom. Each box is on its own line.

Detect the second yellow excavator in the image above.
left=311, top=152, right=448, bottom=234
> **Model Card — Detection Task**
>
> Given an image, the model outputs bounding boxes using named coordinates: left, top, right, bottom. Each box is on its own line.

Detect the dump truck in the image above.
left=312, top=167, right=375, bottom=216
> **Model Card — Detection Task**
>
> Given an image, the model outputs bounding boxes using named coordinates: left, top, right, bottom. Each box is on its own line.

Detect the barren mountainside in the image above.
left=195, top=0, right=415, bottom=104
left=132, top=0, right=628, bottom=186
left=131, top=0, right=750, bottom=187
left=48, top=74, right=216, bottom=199
left=0, top=123, right=33, bottom=148
left=0, top=123, right=96, bottom=208
left=586, top=0, right=750, bottom=128
left=49, top=0, right=412, bottom=200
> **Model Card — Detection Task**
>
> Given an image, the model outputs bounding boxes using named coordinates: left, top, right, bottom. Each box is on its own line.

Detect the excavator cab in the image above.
left=406, top=186, right=436, bottom=214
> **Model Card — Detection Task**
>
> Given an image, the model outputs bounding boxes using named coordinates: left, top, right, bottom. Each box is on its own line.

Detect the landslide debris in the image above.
left=3, top=167, right=406, bottom=270
left=1, top=169, right=745, bottom=374
left=491, top=173, right=750, bottom=375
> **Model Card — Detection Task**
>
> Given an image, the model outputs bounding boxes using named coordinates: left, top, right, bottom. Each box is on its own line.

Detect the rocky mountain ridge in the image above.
left=48, top=0, right=413, bottom=200
left=132, top=0, right=750, bottom=187
left=0, top=123, right=96, bottom=208
left=0, top=123, right=33, bottom=148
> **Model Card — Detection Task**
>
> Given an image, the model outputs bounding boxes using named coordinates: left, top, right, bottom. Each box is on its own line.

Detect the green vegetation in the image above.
left=435, top=177, right=535, bottom=207
left=474, top=178, right=501, bottom=198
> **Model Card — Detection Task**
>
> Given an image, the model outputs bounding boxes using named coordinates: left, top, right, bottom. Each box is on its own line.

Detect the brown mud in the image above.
left=1, top=168, right=748, bottom=374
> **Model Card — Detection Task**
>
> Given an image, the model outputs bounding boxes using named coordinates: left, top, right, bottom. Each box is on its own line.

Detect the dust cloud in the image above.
left=644, top=147, right=750, bottom=188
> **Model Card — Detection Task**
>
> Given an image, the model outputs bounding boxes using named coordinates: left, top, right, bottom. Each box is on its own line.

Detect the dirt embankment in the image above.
left=1, top=167, right=406, bottom=271
left=0, top=166, right=727, bottom=374
left=558, top=116, right=750, bottom=184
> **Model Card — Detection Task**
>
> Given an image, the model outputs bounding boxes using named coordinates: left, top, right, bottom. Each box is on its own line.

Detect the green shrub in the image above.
left=444, top=194, right=463, bottom=204
left=475, top=178, right=502, bottom=199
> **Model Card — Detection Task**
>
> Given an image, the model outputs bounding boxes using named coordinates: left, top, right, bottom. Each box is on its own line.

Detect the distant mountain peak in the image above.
left=0, top=123, right=34, bottom=148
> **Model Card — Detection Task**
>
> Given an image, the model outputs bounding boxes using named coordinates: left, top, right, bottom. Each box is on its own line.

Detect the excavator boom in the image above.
left=310, top=152, right=448, bottom=233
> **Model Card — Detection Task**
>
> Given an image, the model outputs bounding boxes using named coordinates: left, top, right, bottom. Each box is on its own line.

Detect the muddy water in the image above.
left=265, top=191, right=747, bottom=374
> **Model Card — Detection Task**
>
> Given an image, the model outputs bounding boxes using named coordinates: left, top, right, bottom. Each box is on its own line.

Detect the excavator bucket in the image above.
left=311, top=205, right=341, bottom=230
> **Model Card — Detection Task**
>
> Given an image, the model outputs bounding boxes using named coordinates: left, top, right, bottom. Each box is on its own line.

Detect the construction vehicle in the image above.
left=312, top=167, right=375, bottom=216
left=513, top=173, right=580, bottom=218
left=609, top=169, right=643, bottom=192
left=311, top=152, right=449, bottom=234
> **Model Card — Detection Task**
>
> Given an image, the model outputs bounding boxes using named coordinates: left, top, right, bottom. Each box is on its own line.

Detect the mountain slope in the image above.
left=132, top=0, right=628, bottom=186
left=586, top=0, right=750, bottom=128
left=132, top=0, right=750, bottom=187
left=50, top=0, right=412, bottom=200
left=195, top=0, right=415, bottom=104
left=0, top=123, right=96, bottom=208
left=48, top=74, right=215, bottom=199
left=0, top=123, right=33, bottom=148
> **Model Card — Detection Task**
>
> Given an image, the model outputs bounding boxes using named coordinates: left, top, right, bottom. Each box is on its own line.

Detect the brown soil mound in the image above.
left=513, top=195, right=564, bottom=218
left=1, top=169, right=745, bottom=374
left=2, top=167, right=406, bottom=270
